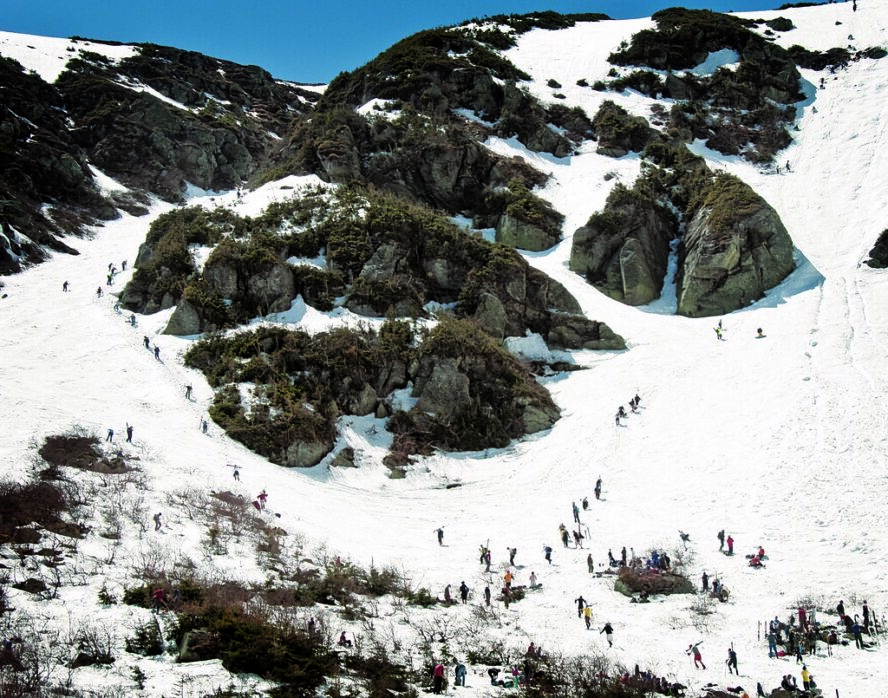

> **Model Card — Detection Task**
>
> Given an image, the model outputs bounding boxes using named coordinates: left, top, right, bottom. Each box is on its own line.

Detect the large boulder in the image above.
left=414, top=358, right=471, bottom=417
left=248, top=263, right=296, bottom=314
left=570, top=187, right=677, bottom=305
left=163, top=299, right=203, bottom=335
left=284, top=440, right=330, bottom=468
left=676, top=176, right=794, bottom=317
left=496, top=213, right=560, bottom=252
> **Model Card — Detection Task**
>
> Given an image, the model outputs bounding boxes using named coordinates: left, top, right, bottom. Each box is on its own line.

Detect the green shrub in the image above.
left=125, top=618, right=163, bottom=656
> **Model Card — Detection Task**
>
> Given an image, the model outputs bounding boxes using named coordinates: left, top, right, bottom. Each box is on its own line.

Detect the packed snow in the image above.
left=0, top=30, right=137, bottom=83
left=2, top=2, right=888, bottom=696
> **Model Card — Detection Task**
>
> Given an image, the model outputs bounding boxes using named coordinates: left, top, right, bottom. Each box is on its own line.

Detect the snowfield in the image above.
left=2, top=2, right=888, bottom=696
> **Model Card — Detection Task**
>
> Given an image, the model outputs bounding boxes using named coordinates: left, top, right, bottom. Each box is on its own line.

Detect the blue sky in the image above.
left=3, top=1, right=782, bottom=83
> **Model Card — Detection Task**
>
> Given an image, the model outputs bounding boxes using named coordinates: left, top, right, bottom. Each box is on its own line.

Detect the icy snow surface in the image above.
left=2, top=2, right=888, bottom=695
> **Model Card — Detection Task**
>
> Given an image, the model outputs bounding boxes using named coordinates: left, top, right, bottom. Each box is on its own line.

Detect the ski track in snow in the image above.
left=3, top=3, right=888, bottom=695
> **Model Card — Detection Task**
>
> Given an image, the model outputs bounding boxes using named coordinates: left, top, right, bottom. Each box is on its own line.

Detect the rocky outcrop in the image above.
left=570, top=186, right=678, bottom=305
left=414, top=358, right=471, bottom=416
left=495, top=213, right=560, bottom=252
left=592, top=101, right=661, bottom=157
left=248, top=263, right=295, bottom=314
left=676, top=176, right=794, bottom=317
left=284, top=440, right=330, bottom=468
left=163, top=299, right=203, bottom=335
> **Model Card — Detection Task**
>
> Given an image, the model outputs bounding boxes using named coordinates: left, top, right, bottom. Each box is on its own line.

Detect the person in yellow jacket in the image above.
left=801, top=665, right=811, bottom=691
left=503, top=569, right=513, bottom=588
left=583, top=605, right=592, bottom=629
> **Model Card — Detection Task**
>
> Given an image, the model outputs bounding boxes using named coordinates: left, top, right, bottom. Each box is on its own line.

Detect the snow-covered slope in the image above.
left=2, top=3, right=888, bottom=696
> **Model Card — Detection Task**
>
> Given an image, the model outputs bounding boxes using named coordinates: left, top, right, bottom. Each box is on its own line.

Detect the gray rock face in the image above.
left=163, top=299, right=203, bottom=335
left=330, top=447, right=357, bottom=468
left=360, top=243, right=403, bottom=281
left=248, top=263, right=295, bottom=314
left=522, top=404, right=559, bottom=434
left=676, top=197, right=795, bottom=318
left=473, top=292, right=507, bottom=341
left=570, top=194, right=677, bottom=305
left=496, top=213, right=561, bottom=252
left=547, top=317, right=626, bottom=351
left=348, top=383, right=378, bottom=416
left=204, top=264, right=239, bottom=299
left=414, top=358, right=471, bottom=417
left=284, top=439, right=330, bottom=468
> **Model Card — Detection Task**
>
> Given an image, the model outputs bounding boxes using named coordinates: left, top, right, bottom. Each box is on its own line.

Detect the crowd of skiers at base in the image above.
left=615, top=393, right=641, bottom=426
left=620, top=664, right=687, bottom=696
left=766, top=599, right=875, bottom=661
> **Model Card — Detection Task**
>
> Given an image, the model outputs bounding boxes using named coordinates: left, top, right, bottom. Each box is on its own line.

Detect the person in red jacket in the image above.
left=726, top=535, right=734, bottom=555
left=432, top=662, right=445, bottom=693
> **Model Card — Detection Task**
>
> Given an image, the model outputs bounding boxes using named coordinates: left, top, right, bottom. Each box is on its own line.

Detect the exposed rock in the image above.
left=522, top=404, right=559, bottom=434
left=163, top=299, right=203, bottom=336
left=592, top=100, right=661, bottom=157
left=284, top=440, right=331, bottom=468
left=248, top=263, right=296, bottom=314
left=414, top=358, right=471, bottom=416
left=569, top=188, right=677, bottom=305
left=330, top=447, right=357, bottom=468
left=348, top=384, right=378, bottom=416
left=12, top=578, right=47, bottom=594
left=865, top=228, right=888, bottom=268
left=676, top=177, right=795, bottom=317
left=496, top=213, right=561, bottom=252
left=361, top=242, right=403, bottom=280
left=204, top=263, right=239, bottom=299
left=614, top=571, right=694, bottom=597
left=548, top=317, right=626, bottom=351
left=473, top=292, right=507, bottom=341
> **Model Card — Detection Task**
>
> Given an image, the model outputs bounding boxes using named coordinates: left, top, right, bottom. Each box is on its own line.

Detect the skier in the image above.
left=717, top=529, right=725, bottom=551
left=257, top=490, right=268, bottom=510
left=594, top=477, right=602, bottom=500
left=851, top=620, right=864, bottom=649
left=572, top=501, right=580, bottom=523
left=801, top=665, right=811, bottom=691
left=153, top=512, right=163, bottom=531
left=726, top=534, right=734, bottom=555
left=837, top=599, right=845, bottom=618
left=621, top=546, right=627, bottom=567
left=62, top=281, right=69, bottom=292
left=484, top=585, right=491, bottom=606
left=582, top=496, right=589, bottom=510
left=503, top=569, right=512, bottom=589
left=96, top=286, right=103, bottom=298
left=767, top=631, right=779, bottom=658
left=443, top=585, right=452, bottom=604
left=714, top=326, right=724, bottom=341
left=587, top=553, right=594, bottom=573
left=151, top=587, right=167, bottom=612
left=543, top=545, right=553, bottom=565
left=459, top=581, right=469, bottom=604
left=702, top=571, right=709, bottom=592
left=600, top=622, right=614, bottom=647
left=432, top=662, right=445, bottom=694
left=574, top=595, right=587, bottom=618
left=106, top=428, right=114, bottom=442
left=129, top=314, right=136, bottom=326
left=454, top=661, right=467, bottom=687
left=121, top=260, right=127, bottom=271
left=687, top=643, right=706, bottom=669
left=615, top=409, right=621, bottom=427
left=201, top=419, right=208, bottom=434
left=757, top=327, right=765, bottom=338
left=125, top=423, right=133, bottom=443
left=233, top=468, right=240, bottom=482
left=726, top=647, right=738, bottom=675
left=143, top=336, right=150, bottom=349
left=572, top=530, right=584, bottom=548
left=529, top=571, right=538, bottom=589
left=185, top=384, right=192, bottom=400
left=559, top=524, right=569, bottom=548
left=863, top=600, right=871, bottom=629
left=154, top=345, right=160, bottom=361
left=583, top=604, right=593, bottom=629
left=508, top=547, right=517, bottom=566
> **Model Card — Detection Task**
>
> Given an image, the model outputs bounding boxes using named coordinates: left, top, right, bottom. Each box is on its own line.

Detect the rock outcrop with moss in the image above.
left=571, top=142, right=795, bottom=315
left=676, top=173, right=795, bottom=317
left=607, top=8, right=803, bottom=163
left=122, top=188, right=624, bottom=352
left=184, top=318, right=560, bottom=464
left=570, top=184, right=678, bottom=304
